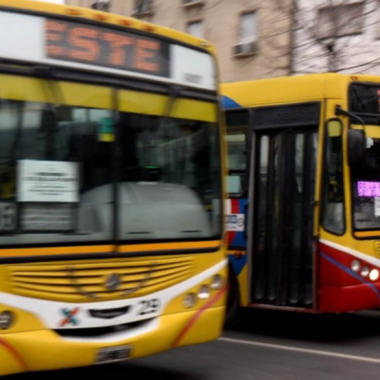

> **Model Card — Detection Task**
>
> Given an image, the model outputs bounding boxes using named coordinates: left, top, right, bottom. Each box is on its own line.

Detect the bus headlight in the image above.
left=198, top=285, right=211, bottom=300
left=0, top=311, right=14, bottom=330
left=361, top=266, right=370, bottom=277
left=370, top=269, right=380, bottom=281
left=211, top=275, right=223, bottom=290
left=183, top=293, right=196, bottom=308
left=351, top=260, right=361, bottom=272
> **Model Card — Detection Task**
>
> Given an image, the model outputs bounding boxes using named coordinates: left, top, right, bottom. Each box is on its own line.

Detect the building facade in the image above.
left=65, top=0, right=295, bottom=82
left=294, top=0, right=380, bottom=75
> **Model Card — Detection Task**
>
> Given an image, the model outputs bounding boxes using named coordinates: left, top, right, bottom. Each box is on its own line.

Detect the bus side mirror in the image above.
left=347, top=129, right=366, bottom=166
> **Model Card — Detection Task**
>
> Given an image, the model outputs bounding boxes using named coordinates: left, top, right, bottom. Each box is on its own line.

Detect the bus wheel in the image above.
left=224, top=265, right=241, bottom=328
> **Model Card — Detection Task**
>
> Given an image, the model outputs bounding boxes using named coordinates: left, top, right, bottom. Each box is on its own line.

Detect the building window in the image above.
left=234, top=11, right=258, bottom=57
left=187, top=20, right=203, bottom=38
left=133, top=0, right=154, bottom=17
left=317, top=2, right=364, bottom=39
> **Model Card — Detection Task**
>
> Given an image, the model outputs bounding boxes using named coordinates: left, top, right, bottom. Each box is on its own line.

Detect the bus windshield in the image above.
left=0, top=94, right=221, bottom=244
left=351, top=136, right=380, bottom=230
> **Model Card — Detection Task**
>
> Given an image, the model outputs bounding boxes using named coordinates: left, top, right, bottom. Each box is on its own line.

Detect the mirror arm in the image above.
left=335, top=105, right=366, bottom=130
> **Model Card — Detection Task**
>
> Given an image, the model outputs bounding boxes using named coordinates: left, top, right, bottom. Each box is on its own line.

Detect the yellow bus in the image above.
left=221, top=73, right=380, bottom=323
left=0, top=0, right=227, bottom=375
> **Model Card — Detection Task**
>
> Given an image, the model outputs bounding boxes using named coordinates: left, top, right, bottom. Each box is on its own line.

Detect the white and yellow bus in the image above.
left=0, top=0, right=227, bottom=375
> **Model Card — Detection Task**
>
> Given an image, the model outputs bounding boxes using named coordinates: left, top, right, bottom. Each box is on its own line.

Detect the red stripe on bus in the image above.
left=172, top=285, right=227, bottom=348
left=0, top=337, right=28, bottom=372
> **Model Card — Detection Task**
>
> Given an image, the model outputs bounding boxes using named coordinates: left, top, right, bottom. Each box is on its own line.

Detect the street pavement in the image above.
left=10, top=309, right=380, bottom=379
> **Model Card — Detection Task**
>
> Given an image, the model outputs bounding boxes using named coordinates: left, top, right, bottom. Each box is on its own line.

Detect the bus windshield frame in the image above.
left=0, top=64, right=222, bottom=247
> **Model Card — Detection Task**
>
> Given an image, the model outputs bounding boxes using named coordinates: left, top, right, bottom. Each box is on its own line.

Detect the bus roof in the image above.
left=0, top=0, right=216, bottom=55
left=220, top=73, right=380, bottom=109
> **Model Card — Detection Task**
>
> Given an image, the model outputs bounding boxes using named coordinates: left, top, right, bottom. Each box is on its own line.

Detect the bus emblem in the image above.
left=60, top=308, right=80, bottom=327
left=105, top=273, right=122, bottom=291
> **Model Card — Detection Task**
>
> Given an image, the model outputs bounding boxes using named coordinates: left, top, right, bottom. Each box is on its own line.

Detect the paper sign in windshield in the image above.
left=18, top=160, right=79, bottom=203
left=358, top=181, right=380, bottom=197
left=375, top=198, right=380, bottom=218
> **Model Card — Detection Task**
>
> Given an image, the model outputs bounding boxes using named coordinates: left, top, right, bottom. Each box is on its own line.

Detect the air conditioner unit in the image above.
left=183, top=0, right=205, bottom=8
left=233, top=42, right=257, bottom=57
left=133, top=0, right=154, bottom=16
left=91, top=0, right=110, bottom=12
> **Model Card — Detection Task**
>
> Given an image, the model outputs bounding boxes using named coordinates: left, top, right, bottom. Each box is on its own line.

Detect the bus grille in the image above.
left=8, top=256, right=194, bottom=302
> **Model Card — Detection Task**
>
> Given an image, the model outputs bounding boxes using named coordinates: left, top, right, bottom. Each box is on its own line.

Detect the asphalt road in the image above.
left=9, top=309, right=380, bottom=380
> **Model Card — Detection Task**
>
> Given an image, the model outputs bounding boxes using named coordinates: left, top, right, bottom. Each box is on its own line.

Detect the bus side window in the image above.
left=322, top=119, right=345, bottom=235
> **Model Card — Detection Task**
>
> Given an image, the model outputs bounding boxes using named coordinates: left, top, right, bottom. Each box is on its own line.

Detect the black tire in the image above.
left=224, top=264, right=241, bottom=328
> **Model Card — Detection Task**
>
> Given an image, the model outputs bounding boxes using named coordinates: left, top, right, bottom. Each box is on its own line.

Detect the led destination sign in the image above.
left=0, top=10, right=216, bottom=90
left=46, top=19, right=170, bottom=77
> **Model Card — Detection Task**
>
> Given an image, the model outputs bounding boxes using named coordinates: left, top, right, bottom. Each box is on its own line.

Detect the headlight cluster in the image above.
left=183, top=274, right=224, bottom=308
left=351, top=260, right=379, bottom=281
left=0, top=311, right=14, bottom=330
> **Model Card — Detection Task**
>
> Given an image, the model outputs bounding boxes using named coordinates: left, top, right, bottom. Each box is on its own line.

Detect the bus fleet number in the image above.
left=138, top=299, right=160, bottom=315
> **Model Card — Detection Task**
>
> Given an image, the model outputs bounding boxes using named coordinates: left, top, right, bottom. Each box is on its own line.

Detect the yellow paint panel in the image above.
left=0, top=74, right=113, bottom=109
left=0, top=75, right=216, bottom=121
left=59, top=82, right=113, bottom=109
left=354, top=231, right=380, bottom=238
left=119, top=90, right=216, bottom=122
left=172, top=98, right=217, bottom=122
left=0, top=75, right=48, bottom=103
left=352, top=125, right=380, bottom=139
left=0, top=346, right=24, bottom=376
left=237, top=264, right=249, bottom=306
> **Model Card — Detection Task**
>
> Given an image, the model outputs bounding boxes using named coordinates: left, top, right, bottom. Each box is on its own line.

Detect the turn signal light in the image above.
left=351, top=260, right=361, bottom=272
left=183, top=293, right=196, bottom=308
left=198, top=285, right=211, bottom=300
left=211, top=275, right=223, bottom=290
left=361, top=266, right=370, bottom=277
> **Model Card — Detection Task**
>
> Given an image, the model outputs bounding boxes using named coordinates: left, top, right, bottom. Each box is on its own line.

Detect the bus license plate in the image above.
left=96, top=346, right=131, bottom=364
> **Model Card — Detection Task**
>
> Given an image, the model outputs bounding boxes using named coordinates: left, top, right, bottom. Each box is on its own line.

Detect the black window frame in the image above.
left=321, top=118, right=346, bottom=236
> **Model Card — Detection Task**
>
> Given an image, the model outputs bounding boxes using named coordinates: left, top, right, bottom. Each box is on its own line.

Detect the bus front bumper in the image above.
left=0, top=306, right=225, bottom=376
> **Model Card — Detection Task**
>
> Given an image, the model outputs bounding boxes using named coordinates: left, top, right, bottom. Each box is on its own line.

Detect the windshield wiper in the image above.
left=161, top=85, right=182, bottom=123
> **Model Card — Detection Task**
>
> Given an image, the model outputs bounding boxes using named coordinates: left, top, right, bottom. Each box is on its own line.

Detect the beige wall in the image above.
left=65, top=0, right=294, bottom=82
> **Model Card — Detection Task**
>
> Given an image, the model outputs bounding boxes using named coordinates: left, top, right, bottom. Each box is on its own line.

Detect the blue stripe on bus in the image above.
left=221, top=95, right=242, bottom=109
left=228, top=253, right=247, bottom=276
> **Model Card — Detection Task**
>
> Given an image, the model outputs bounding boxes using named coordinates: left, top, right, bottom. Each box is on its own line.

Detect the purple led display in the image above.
left=357, top=181, right=380, bottom=197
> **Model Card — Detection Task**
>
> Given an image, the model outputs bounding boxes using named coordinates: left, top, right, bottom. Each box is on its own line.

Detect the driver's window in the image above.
left=225, top=109, right=249, bottom=196
left=322, top=119, right=345, bottom=235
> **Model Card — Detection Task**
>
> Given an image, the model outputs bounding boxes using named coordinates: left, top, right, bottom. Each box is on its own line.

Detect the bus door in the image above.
left=250, top=108, right=319, bottom=309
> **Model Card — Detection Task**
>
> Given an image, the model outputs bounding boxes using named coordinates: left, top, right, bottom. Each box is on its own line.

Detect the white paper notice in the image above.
left=375, top=197, right=380, bottom=217
left=225, top=214, right=245, bottom=232
left=18, top=160, right=79, bottom=203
